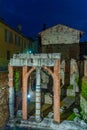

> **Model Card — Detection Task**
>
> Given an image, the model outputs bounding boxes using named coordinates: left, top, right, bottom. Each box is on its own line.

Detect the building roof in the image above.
left=0, top=18, right=31, bottom=39
left=40, top=24, right=84, bottom=34
left=40, top=24, right=84, bottom=45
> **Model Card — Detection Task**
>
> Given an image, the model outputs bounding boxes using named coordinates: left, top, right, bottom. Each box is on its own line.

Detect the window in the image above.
left=24, top=40, right=28, bottom=49
left=15, top=35, right=20, bottom=46
left=5, top=29, right=13, bottom=43
left=7, top=51, right=10, bottom=60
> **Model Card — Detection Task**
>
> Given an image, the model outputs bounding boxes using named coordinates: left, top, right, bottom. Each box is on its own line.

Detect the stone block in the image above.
left=45, top=93, right=52, bottom=104
left=67, top=89, right=75, bottom=96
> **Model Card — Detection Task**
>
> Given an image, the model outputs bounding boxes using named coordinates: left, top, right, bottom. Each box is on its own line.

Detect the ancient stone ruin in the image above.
left=8, top=53, right=61, bottom=123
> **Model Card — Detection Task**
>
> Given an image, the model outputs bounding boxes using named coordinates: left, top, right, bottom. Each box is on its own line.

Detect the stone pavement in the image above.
left=7, top=96, right=86, bottom=130
left=21, top=117, right=87, bottom=130
left=8, top=117, right=87, bottom=130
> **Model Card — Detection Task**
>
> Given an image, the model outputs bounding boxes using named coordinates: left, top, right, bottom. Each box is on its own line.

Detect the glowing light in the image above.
left=27, top=94, right=31, bottom=98
left=29, top=50, right=32, bottom=54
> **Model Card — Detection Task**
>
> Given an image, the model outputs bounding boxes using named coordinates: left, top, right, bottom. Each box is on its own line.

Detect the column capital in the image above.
left=36, top=66, right=41, bottom=70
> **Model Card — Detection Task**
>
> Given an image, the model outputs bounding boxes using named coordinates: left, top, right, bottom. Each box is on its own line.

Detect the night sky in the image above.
left=0, top=0, right=87, bottom=40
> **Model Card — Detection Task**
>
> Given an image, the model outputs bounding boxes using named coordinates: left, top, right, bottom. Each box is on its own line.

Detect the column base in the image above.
left=53, top=120, right=60, bottom=124
left=9, top=117, right=15, bottom=124
left=9, top=115, right=15, bottom=120
left=36, top=117, right=42, bottom=123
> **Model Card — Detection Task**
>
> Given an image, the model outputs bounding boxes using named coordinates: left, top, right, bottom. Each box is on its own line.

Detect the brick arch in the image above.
left=42, top=60, right=60, bottom=123
left=26, top=66, right=54, bottom=86
left=26, top=67, right=36, bottom=80
left=8, top=53, right=61, bottom=124
left=41, top=66, right=54, bottom=96
left=42, top=66, right=54, bottom=78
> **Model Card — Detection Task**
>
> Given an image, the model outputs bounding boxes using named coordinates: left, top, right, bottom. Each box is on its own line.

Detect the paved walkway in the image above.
left=7, top=117, right=87, bottom=130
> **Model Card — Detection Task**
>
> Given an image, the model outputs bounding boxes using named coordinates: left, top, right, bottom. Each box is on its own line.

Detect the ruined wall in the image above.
left=80, top=95, right=87, bottom=120
left=41, top=24, right=83, bottom=45
left=41, top=24, right=82, bottom=60
left=0, top=72, right=8, bottom=128
left=40, top=24, right=84, bottom=97
left=42, top=44, right=79, bottom=60
left=80, top=59, right=87, bottom=120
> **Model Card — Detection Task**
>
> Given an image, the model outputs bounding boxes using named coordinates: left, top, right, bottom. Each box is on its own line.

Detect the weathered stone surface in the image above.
left=45, top=93, right=52, bottom=104
left=40, top=24, right=83, bottom=45
left=74, top=117, right=87, bottom=129
left=10, top=53, right=61, bottom=67
left=73, top=108, right=79, bottom=115
left=41, top=70, right=49, bottom=89
left=0, top=72, right=9, bottom=128
left=80, top=95, right=87, bottom=120
left=42, top=44, right=80, bottom=60
left=40, top=24, right=82, bottom=60
left=17, top=118, right=87, bottom=130
left=70, top=59, right=79, bottom=93
left=80, top=76, right=87, bottom=120
left=84, top=59, right=87, bottom=77
left=67, top=89, right=75, bottom=96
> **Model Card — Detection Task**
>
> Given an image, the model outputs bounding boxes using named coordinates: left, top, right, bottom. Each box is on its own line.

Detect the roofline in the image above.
left=0, top=18, right=32, bottom=40
left=39, top=23, right=84, bottom=34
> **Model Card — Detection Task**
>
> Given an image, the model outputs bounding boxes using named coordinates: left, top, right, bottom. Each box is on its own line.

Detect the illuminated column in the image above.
left=35, top=67, right=41, bottom=122
left=22, top=66, right=28, bottom=120
left=8, top=66, right=14, bottom=119
left=53, top=59, right=60, bottom=123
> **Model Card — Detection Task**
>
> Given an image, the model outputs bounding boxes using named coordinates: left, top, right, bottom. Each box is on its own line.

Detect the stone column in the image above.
left=64, top=59, right=70, bottom=86
left=84, top=60, right=87, bottom=77
left=8, top=65, right=14, bottom=119
left=53, top=59, right=60, bottom=123
left=22, top=66, right=28, bottom=120
left=35, top=67, right=41, bottom=122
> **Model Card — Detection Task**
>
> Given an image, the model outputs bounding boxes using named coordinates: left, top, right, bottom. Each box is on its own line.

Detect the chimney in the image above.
left=17, top=24, right=22, bottom=32
left=43, top=24, right=46, bottom=31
